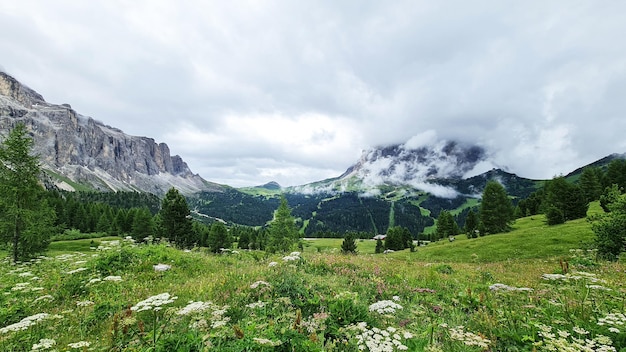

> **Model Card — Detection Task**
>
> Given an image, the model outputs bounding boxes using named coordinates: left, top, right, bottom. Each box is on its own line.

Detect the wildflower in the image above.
left=33, top=295, right=54, bottom=304
left=253, top=337, right=282, bottom=346
left=268, top=261, right=278, bottom=267
left=131, top=293, right=177, bottom=312
left=103, top=275, right=123, bottom=282
left=67, top=341, right=90, bottom=349
left=31, top=338, right=56, bottom=350
left=76, top=300, right=94, bottom=307
left=392, top=295, right=400, bottom=301
left=177, top=301, right=213, bottom=316
left=65, top=267, right=87, bottom=274
left=11, top=282, right=30, bottom=291
left=489, top=283, right=534, bottom=292
left=587, top=284, right=612, bottom=291
left=573, top=326, right=589, bottom=335
left=369, top=300, right=403, bottom=314
left=0, top=313, right=49, bottom=334
left=246, top=301, right=266, bottom=309
left=250, top=280, right=271, bottom=289
left=351, top=323, right=410, bottom=351
left=18, top=271, right=34, bottom=277
left=87, top=278, right=102, bottom=285
left=448, top=326, right=491, bottom=349
left=153, top=263, right=171, bottom=272
left=282, top=254, right=300, bottom=261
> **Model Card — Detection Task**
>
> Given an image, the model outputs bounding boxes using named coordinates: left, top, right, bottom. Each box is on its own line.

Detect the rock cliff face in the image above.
left=0, top=71, right=222, bottom=195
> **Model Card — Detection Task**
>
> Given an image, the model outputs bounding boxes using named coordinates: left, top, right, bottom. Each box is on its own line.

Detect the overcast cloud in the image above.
left=1, top=1, right=625, bottom=187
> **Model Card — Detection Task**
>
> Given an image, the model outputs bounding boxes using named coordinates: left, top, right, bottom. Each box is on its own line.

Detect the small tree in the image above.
left=131, top=207, right=155, bottom=241
left=375, top=238, right=384, bottom=254
left=207, top=222, right=233, bottom=253
left=435, top=210, right=459, bottom=240
left=0, top=123, right=55, bottom=262
left=266, top=195, right=298, bottom=253
left=593, top=194, right=626, bottom=260
left=545, top=206, right=565, bottom=225
left=464, top=209, right=478, bottom=238
left=341, top=232, right=358, bottom=254
left=600, top=184, right=623, bottom=212
left=158, top=188, right=194, bottom=248
left=480, top=181, right=514, bottom=234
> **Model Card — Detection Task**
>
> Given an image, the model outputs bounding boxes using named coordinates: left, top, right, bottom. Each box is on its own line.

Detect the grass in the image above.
left=2, top=202, right=625, bottom=351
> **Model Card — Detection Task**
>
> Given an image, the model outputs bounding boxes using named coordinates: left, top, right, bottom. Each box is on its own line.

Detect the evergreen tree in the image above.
left=192, top=222, right=210, bottom=247
left=435, top=210, right=459, bottom=240
left=207, top=222, right=233, bottom=253
left=0, top=123, right=55, bottom=262
left=159, top=188, right=194, bottom=248
left=131, top=207, right=154, bottom=241
left=385, top=226, right=411, bottom=250
left=545, top=206, right=565, bottom=225
left=375, top=238, right=384, bottom=253
left=579, top=167, right=602, bottom=203
left=464, top=209, right=478, bottom=238
left=266, top=195, right=298, bottom=253
left=542, top=176, right=588, bottom=221
left=237, top=227, right=250, bottom=249
left=604, top=159, right=626, bottom=191
left=479, top=181, right=514, bottom=234
left=341, top=232, right=358, bottom=254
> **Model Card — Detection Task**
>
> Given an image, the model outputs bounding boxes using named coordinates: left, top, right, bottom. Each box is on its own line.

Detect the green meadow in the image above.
left=1, top=202, right=625, bottom=351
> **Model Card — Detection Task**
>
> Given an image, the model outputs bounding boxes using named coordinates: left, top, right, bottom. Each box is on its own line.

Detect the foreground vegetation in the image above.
left=2, top=211, right=626, bottom=351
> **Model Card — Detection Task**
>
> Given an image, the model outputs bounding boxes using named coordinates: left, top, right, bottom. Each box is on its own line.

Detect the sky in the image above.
left=1, top=1, right=626, bottom=187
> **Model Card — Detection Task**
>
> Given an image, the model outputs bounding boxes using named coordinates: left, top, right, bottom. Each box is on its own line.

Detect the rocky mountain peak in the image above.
left=0, top=71, right=221, bottom=195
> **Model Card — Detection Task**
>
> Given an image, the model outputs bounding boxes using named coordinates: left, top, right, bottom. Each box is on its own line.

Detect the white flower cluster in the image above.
left=0, top=313, right=49, bottom=334
left=104, top=275, right=123, bottom=282
left=67, top=341, right=90, bottom=349
left=31, top=338, right=56, bottom=350
left=598, top=312, right=626, bottom=334
left=245, top=301, right=266, bottom=309
left=97, top=240, right=121, bottom=251
left=448, top=325, right=491, bottom=349
left=352, top=322, right=410, bottom=351
left=65, top=267, right=87, bottom=275
left=250, top=280, right=271, bottom=289
left=534, top=323, right=616, bottom=352
left=76, top=300, right=94, bottom=307
left=489, top=283, right=534, bottom=292
left=268, top=261, right=278, bottom=267
left=33, top=295, right=54, bottom=304
left=282, top=252, right=301, bottom=261
left=542, top=271, right=606, bottom=283
left=131, top=293, right=177, bottom=312
left=253, top=337, right=282, bottom=346
left=177, top=301, right=214, bottom=316
left=369, top=300, right=403, bottom=314
left=11, top=282, right=31, bottom=291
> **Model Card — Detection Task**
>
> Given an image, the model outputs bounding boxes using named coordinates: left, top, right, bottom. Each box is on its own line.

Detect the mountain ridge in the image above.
left=0, top=71, right=222, bottom=195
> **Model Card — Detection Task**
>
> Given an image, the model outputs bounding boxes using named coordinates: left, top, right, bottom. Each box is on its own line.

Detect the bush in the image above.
left=545, top=206, right=565, bottom=225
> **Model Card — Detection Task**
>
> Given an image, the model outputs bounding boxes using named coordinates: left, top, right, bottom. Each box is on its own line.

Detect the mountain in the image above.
left=291, top=140, right=500, bottom=198
left=0, top=71, right=222, bottom=195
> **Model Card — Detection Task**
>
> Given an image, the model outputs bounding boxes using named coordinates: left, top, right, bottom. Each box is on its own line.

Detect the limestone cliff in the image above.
left=0, top=71, right=222, bottom=195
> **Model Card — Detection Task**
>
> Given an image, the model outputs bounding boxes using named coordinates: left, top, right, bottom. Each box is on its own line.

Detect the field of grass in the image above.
left=2, top=204, right=626, bottom=351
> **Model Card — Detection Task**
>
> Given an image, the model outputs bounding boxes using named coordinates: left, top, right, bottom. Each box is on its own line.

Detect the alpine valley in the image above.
left=1, top=72, right=624, bottom=235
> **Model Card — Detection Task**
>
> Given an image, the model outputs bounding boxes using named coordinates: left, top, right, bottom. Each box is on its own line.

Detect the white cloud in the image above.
left=1, top=1, right=626, bottom=186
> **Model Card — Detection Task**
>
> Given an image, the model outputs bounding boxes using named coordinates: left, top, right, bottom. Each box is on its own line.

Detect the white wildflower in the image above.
left=250, top=280, right=271, bottom=289
left=11, top=282, right=30, bottom=291
left=33, top=295, right=54, bottom=304
left=0, top=313, right=49, bottom=334
left=18, top=271, right=34, bottom=277
left=87, top=278, right=102, bottom=285
left=103, top=275, right=123, bottom=282
left=448, top=326, right=491, bottom=349
left=177, top=301, right=213, bottom=316
left=31, top=338, right=56, bottom=350
left=253, top=337, right=282, bottom=346
left=246, top=301, right=266, bottom=309
left=369, top=300, right=403, bottom=314
left=76, top=300, right=94, bottom=307
left=67, top=341, right=90, bottom=349
left=66, top=267, right=87, bottom=274
left=268, top=261, right=278, bottom=267
left=131, top=293, right=177, bottom=312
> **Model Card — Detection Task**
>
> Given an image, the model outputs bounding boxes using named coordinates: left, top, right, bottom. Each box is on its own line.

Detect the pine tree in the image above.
left=207, top=222, right=233, bottom=253
left=579, top=167, right=602, bottom=203
left=131, top=207, right=154, bottom=241
left=0, top=123, right=55, bottom=262
left=159, top=188, right=194, bottom=248
left=435, top=211, right=459, bottom=240
left=341, top=232, right=358, bottom=254
left=266, top=195, right=298, bottom=253
left=375, top=238, right=384, bottom=254
left=479, top=181, right=514, bottom=234
left=542, top=176, right=588, bottom=221
left=464, top=209, right=478, bottom=238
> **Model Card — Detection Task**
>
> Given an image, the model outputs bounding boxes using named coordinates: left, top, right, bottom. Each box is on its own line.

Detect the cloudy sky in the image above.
left=2, top=1, right=625, bottom=187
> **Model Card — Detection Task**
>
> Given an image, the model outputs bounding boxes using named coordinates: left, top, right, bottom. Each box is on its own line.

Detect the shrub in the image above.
left=545, top=206, right=565, bottom=225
